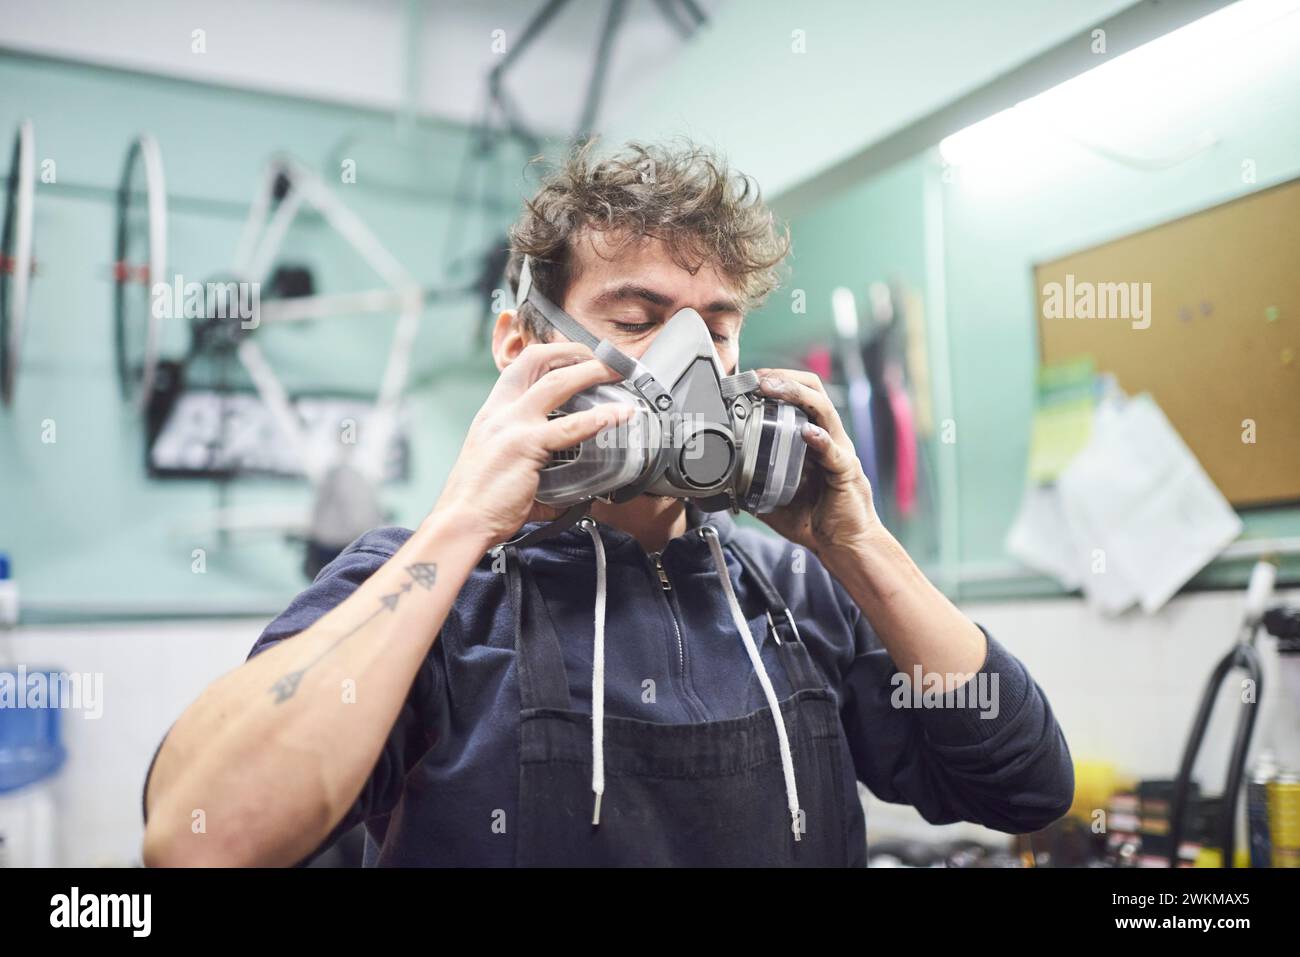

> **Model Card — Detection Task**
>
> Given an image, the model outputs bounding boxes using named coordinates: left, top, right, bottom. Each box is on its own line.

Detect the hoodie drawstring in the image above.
left=578, top=517, right=802, bottom=842
left=699, top=525, right=803, bottom=842
left=579, top=517, right=607, bottom=826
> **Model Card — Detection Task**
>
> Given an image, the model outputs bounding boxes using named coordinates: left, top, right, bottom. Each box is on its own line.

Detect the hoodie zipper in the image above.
left=647, top=551, right=683, bottom=676
left=646, top=549, right=708, bottom=721
left=650, top=551, right=672, bottom=591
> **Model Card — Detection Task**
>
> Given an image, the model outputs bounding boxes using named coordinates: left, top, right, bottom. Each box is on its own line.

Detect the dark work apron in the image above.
left=503, top=536, right=864, bottom=867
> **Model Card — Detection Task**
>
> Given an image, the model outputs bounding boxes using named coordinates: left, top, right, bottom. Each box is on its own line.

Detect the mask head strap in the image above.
left=515, top=255, right=674, bottom=412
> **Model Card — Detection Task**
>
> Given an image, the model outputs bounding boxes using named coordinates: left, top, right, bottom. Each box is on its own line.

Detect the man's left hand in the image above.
left=752, top=369, right=880, bottom=558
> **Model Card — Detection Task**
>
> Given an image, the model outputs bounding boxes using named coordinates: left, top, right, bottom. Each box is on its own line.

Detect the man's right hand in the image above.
left=431, top=342, right=634, bottom=549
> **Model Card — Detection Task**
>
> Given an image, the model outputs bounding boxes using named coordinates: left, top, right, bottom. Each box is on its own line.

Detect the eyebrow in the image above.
left=589, top=282, right=742, bottom=316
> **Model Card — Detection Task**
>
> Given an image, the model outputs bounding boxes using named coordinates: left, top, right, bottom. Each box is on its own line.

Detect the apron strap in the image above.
left=494, top=501, right=591, bottom=550
left=724, top=536, right=826, bottom=695
left=726, top=536, right=801, bottom=644
left=506, top=545, right=573, bottom=711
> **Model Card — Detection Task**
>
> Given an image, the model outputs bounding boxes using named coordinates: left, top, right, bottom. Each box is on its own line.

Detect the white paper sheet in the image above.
left=1056, top=393, right=1241, bottom=614
left=1006, top=484, right=1084, bottom=591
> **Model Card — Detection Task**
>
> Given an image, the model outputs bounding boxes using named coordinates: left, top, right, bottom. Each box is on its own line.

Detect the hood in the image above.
left=509, top=500, right=739, bottom=563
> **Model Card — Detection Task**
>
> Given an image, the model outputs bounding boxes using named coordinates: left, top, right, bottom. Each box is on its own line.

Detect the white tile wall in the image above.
left=0, top=619, right=262, bottom=866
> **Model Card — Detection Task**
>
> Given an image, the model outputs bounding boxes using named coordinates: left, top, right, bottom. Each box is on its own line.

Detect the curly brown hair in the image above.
left=506, top=139, right=789, bottom=340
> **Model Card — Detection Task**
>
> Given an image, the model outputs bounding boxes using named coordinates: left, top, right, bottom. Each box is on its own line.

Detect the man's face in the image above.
left=507, top=231, right=744, bottom=375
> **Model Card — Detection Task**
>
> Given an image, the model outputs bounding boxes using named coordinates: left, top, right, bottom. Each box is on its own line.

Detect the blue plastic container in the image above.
left=0, top=669, right=68, bottom=794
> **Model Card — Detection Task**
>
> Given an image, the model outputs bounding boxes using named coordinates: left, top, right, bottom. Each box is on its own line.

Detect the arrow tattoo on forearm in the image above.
left=268, top=562, right=438, bottom=704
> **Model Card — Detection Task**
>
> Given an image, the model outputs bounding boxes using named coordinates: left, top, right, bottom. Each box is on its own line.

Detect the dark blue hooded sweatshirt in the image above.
left=144, top=503, right=1073, bottom=866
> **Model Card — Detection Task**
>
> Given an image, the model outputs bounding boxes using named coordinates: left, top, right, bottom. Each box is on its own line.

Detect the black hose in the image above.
left=1167, top=628, right=1264, bottom=867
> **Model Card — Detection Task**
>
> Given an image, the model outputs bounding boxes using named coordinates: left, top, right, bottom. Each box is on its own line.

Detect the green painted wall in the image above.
left=6, top=6, right=1300, bottom=620
left=0, top=53, right=523, bottom=619
left=742, top=11, right=1300, bottom=597
left=606, top=0, right=1136, bottom=198
left=936, top=13, right=1300, bottom=592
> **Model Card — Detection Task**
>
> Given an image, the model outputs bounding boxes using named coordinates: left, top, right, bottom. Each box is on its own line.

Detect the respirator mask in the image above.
left=514, top=255, right=809, bottom=527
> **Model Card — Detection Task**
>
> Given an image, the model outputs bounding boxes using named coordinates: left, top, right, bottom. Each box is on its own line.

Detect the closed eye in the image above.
left=613, top=321, right=730, bottom=345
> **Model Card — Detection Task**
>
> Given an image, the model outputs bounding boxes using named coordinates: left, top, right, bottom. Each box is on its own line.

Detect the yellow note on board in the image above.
left=1028, top=356, right=1097, bottom=483
left=1028, top=396, right=1094, bottom=483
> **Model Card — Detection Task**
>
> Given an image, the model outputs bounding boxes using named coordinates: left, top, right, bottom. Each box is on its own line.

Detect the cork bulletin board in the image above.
left=1035, top=177, right=1300, bottom=507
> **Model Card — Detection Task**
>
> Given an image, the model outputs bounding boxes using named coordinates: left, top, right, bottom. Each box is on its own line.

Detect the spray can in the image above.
left=1269, top=772, right=1300, bottom=868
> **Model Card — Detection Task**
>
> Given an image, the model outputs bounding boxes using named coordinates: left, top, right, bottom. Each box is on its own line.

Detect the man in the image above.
left=142, top=140, right=1073, bottom=867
